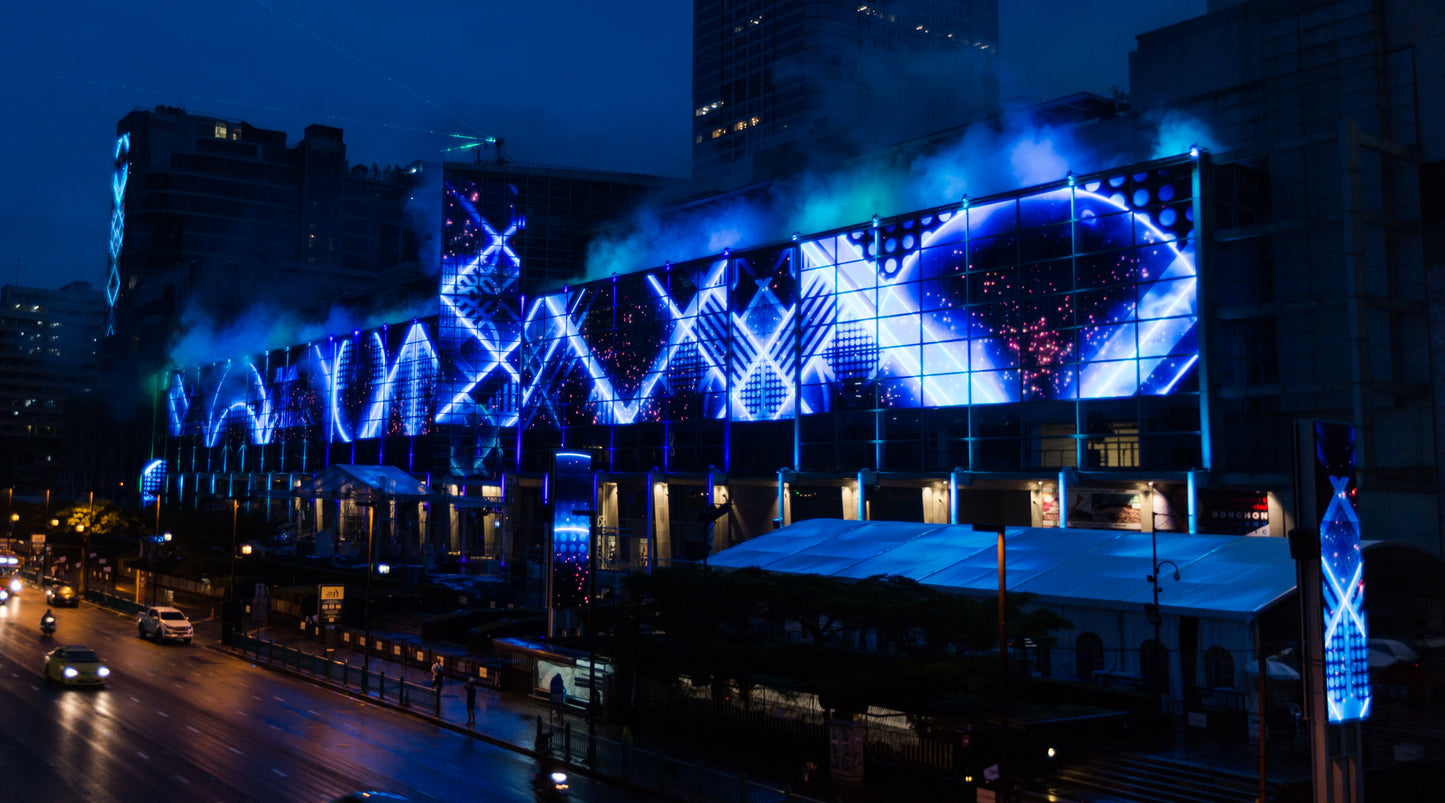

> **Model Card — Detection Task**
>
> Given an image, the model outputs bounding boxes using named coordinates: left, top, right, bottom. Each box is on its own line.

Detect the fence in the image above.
left=535, top=717, right=827, bottom=803
left=231, top=632, right=444, bottom=717
left=643, top=677, right=957, bottom=772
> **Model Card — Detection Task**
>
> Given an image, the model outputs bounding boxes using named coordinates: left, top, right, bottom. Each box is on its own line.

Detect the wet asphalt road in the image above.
left=0, top=583, right=645, bottom=802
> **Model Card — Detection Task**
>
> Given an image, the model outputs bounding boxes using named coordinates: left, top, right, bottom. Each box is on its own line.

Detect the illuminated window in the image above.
left=213, top=124, right=227, bottom=139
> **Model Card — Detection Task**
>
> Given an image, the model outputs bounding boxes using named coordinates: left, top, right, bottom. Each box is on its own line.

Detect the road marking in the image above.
left=270, top=769, right=287, bottom=778
left=130, top=696, right=142, bottom=703
left=228, top=746, right=243, bottom=755
left=173, top=775, right=189, bottom=785
left=136, top=751, right=149, bottom=760
left=268, top=724, right=282, bottom=732
left=272, top=696, right=285, bottom=702
left=157, top=710, right=169, bottom=718
left=187, top=726, right=200, bottom=733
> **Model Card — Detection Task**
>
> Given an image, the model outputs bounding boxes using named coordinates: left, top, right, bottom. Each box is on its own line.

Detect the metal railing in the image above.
left=535, top=717, right=827, bottom=803
left=232, top=633, right=443, bottom=717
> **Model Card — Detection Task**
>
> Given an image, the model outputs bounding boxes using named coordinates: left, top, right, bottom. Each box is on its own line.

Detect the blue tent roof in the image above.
left=709, top=519, right=1301, bottom=621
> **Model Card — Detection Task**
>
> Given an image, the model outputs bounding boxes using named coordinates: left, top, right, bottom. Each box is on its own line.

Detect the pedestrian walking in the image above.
left=431, top=659, right=444, bottom=691
left=464, top=676, right=478, bottom=726
left=801, top=758, right=817, bottom=794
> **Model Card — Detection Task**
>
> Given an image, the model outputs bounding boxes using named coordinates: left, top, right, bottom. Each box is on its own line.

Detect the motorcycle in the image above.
left=40, top=614, right=56, bottom=637
left=532, top=767, right=569, bottom=800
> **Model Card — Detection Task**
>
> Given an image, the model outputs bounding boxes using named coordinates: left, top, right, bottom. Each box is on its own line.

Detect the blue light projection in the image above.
left=160, top=158, right=1198, bottom=481
left=139, top=458, right=165, bottom=505
left=438, top=175, right=523, bottom=477
left=165, top=320, right=440, bottom=450
left=1313, top=421, right=1370, bottom=723
left=522, top=163, right=1197, bottom=426
left=106, top=133, right=130, bottom=336
left=550, top=451, right=593, bottom=609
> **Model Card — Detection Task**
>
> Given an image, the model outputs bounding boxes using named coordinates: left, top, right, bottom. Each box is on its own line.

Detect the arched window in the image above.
left=1075, top=631, right=1104, bottom=682
left=1203, top=645, right=1234, bottom=689
left=1140, top=639, right=1169, bottom=691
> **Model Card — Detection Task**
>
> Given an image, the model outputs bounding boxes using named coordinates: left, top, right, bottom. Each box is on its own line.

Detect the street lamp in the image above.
left=1146, top=554, right=1181, bottom=693
left=47, top=518, right=58, bottom=579
left=150, top=531, right=171, bottom=606
left=363, top=500, right=375, bottom=675
left=229, top=499, right=239, bottom=601
left=79, top=491, right=94, bottom=594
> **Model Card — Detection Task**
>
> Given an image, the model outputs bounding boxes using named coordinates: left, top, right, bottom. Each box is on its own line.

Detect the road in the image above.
left=0, top=582, right=639, bottom=802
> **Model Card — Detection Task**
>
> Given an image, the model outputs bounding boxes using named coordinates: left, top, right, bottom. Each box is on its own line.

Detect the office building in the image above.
left=692, top=0, right=999, bottom=189
left=0, top=282, right=105, bottom=491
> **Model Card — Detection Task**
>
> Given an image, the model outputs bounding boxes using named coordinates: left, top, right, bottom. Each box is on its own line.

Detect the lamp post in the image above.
left=229, top=499, right=239, bottom=601
left=1146, top=550, right=1181, bottom=693
left=363, top=500, right=374, bottom=675
left=148, top=531, right=171, bottom=606
left=79, top=491, right=93, bottom=594
left=47, top=518, right=58, bottom=579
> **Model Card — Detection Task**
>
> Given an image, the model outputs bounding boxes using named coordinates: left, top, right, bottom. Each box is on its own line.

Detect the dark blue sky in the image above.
left=0, top=1, right=1202, bottom=291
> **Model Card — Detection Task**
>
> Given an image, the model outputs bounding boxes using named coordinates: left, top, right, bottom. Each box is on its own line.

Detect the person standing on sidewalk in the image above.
left=463, top=676, right=477, bottom=726
left=431, top=659, right=444, bottom=691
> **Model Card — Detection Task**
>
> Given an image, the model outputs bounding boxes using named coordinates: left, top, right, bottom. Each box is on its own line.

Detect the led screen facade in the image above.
left=159, top=157, right=1201, bottom=482
left=522, top=161, right=1199, bottom=473
left=163, top=319, right=440, bottom=474
left=438, top=172, right=523, bottom=477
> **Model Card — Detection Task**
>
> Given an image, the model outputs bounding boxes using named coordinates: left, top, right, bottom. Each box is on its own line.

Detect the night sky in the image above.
left=0, top=1, right=1202, bottom=292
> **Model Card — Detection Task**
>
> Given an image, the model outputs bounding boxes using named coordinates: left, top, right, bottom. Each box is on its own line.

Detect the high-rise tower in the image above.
left=692, top=0, right=999, bottom=190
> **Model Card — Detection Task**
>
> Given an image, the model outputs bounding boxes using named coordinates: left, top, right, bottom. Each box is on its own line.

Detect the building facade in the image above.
left=1122, top=0, right=1444, bottom=557
left=149, top=0, right=1445, bottom=584
left=0, top=282, right=105, bottom=491
left=692, top=0, right=999, bottom=190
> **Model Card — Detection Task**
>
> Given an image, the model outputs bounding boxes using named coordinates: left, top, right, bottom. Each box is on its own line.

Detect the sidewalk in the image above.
left=225, top=615, right=824, bottom=802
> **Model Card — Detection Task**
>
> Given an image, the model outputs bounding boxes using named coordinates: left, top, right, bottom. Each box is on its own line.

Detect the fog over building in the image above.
left=691, top=0, right=1000, bottom=190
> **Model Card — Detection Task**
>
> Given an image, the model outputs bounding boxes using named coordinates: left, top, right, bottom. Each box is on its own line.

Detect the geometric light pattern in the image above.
left=106, top=133, right=130, bottom=336
left=1313, top=421, right=1370, bottom=722
left=522, top=163, right=1198, bottom=427
left=139, top=458, right=166, bottom=505
left=438, top=175, right=523, bottom=477
left=165, top=321, right=439, bottom=448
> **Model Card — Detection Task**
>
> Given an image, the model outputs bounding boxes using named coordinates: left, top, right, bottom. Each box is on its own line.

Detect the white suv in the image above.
left=138, top=606, right=194, bottom=644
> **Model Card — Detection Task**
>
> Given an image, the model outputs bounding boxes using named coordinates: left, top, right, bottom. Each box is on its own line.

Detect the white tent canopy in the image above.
left=709, top=519, right=1301, bottom=622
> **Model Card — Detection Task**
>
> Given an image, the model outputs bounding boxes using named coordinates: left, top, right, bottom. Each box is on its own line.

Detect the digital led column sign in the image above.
left=106, top=133, right=129, bottom=336
left=550, top=451, right=593, bottom=609
left=1312, top=421, right=1370, bottom=722
left=522, top=162, right=1197, bottom=426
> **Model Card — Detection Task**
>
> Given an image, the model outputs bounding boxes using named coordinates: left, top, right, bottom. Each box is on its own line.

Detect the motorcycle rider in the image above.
left=40, top=607, right=55, bottom=633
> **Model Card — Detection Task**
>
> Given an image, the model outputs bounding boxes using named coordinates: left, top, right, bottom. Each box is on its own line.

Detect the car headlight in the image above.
left=63, top=666, right=78, bottom=679
left=8, top=578, right=19, bottom=592
left=0, top=589, right=8, bottom=601
left=97, top=666, right=110, bottom=677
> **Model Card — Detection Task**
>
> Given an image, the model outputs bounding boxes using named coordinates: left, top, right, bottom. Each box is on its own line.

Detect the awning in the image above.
left=709, top=519, right=1304, bottom=621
